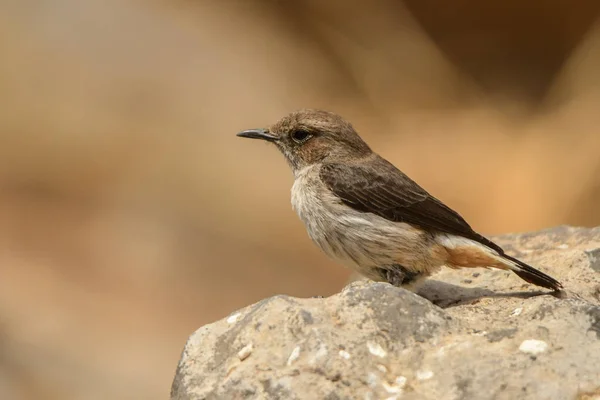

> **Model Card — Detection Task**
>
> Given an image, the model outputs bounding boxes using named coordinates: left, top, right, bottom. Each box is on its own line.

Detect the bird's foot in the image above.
left=381, top=264, right=422, bottom=287
left=386, top=269, right=406, bottom=287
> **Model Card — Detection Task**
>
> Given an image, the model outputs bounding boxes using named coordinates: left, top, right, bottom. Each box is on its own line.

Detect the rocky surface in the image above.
left=171, top=226, right=600, bottom=400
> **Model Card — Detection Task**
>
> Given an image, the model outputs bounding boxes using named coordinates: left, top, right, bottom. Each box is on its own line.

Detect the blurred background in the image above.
left=0, top=0, right=599, bottom=398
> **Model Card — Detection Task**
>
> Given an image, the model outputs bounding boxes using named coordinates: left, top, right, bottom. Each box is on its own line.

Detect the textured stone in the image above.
left=172, top=226, right=600, bottom=400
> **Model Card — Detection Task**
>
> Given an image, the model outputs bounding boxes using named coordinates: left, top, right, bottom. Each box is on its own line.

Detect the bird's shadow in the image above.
left=416, top=280, right=564, bottom=309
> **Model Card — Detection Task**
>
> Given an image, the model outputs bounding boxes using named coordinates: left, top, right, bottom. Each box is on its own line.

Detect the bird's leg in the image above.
left=379, top=264, right=422, bottom=287
left=385, top=268, right=405, bottom=287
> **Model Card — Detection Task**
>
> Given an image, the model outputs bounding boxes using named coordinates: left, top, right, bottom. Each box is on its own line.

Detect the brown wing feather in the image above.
left=319, top=157, right=504, bottom=253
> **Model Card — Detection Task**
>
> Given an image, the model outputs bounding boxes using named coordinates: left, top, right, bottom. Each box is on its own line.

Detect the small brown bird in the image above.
left=237, top=109, right=563, bottom=291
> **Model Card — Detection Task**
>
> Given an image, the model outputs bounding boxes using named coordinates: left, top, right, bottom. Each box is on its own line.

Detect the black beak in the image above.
left=236, top=129, right=279, bottom=142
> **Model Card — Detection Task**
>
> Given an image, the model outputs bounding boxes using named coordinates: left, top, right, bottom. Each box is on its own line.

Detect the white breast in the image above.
left=290, top=166, right=332, bottom=241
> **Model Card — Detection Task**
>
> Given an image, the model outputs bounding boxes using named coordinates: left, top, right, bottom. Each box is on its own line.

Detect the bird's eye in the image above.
left=290, top=130, right=312, bottom=143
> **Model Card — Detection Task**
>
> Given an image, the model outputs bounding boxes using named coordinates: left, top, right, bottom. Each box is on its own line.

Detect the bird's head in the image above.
left=237, top=109, right=372, bottom=173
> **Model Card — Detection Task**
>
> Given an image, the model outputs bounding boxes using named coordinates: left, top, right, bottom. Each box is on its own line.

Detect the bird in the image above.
left=236, top=109, right=563, bottom=292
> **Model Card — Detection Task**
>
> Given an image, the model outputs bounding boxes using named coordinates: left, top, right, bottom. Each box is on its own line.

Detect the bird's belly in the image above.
left=291, top=177, right=431, bottom=273
left=310, top=211, right=424, bottom=269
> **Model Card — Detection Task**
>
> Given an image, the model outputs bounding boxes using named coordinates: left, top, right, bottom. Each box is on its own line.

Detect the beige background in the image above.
left=0, top=1, right=599, bottom=399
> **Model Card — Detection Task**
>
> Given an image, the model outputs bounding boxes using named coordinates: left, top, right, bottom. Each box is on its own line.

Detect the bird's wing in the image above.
left=319, top=157, right=503, bottom=253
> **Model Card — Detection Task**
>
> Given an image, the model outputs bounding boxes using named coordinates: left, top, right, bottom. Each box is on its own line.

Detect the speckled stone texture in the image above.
left=171, top=226, right=600, bottom=400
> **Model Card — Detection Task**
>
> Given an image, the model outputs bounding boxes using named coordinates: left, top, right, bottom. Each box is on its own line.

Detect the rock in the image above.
left=171, top=226, right=600, bottom=400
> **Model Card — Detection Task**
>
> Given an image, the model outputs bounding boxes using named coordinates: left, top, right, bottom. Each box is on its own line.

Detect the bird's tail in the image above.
left=441, top=235, right=563, bottom=291
left=500, top=253, right=563, bottom=291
